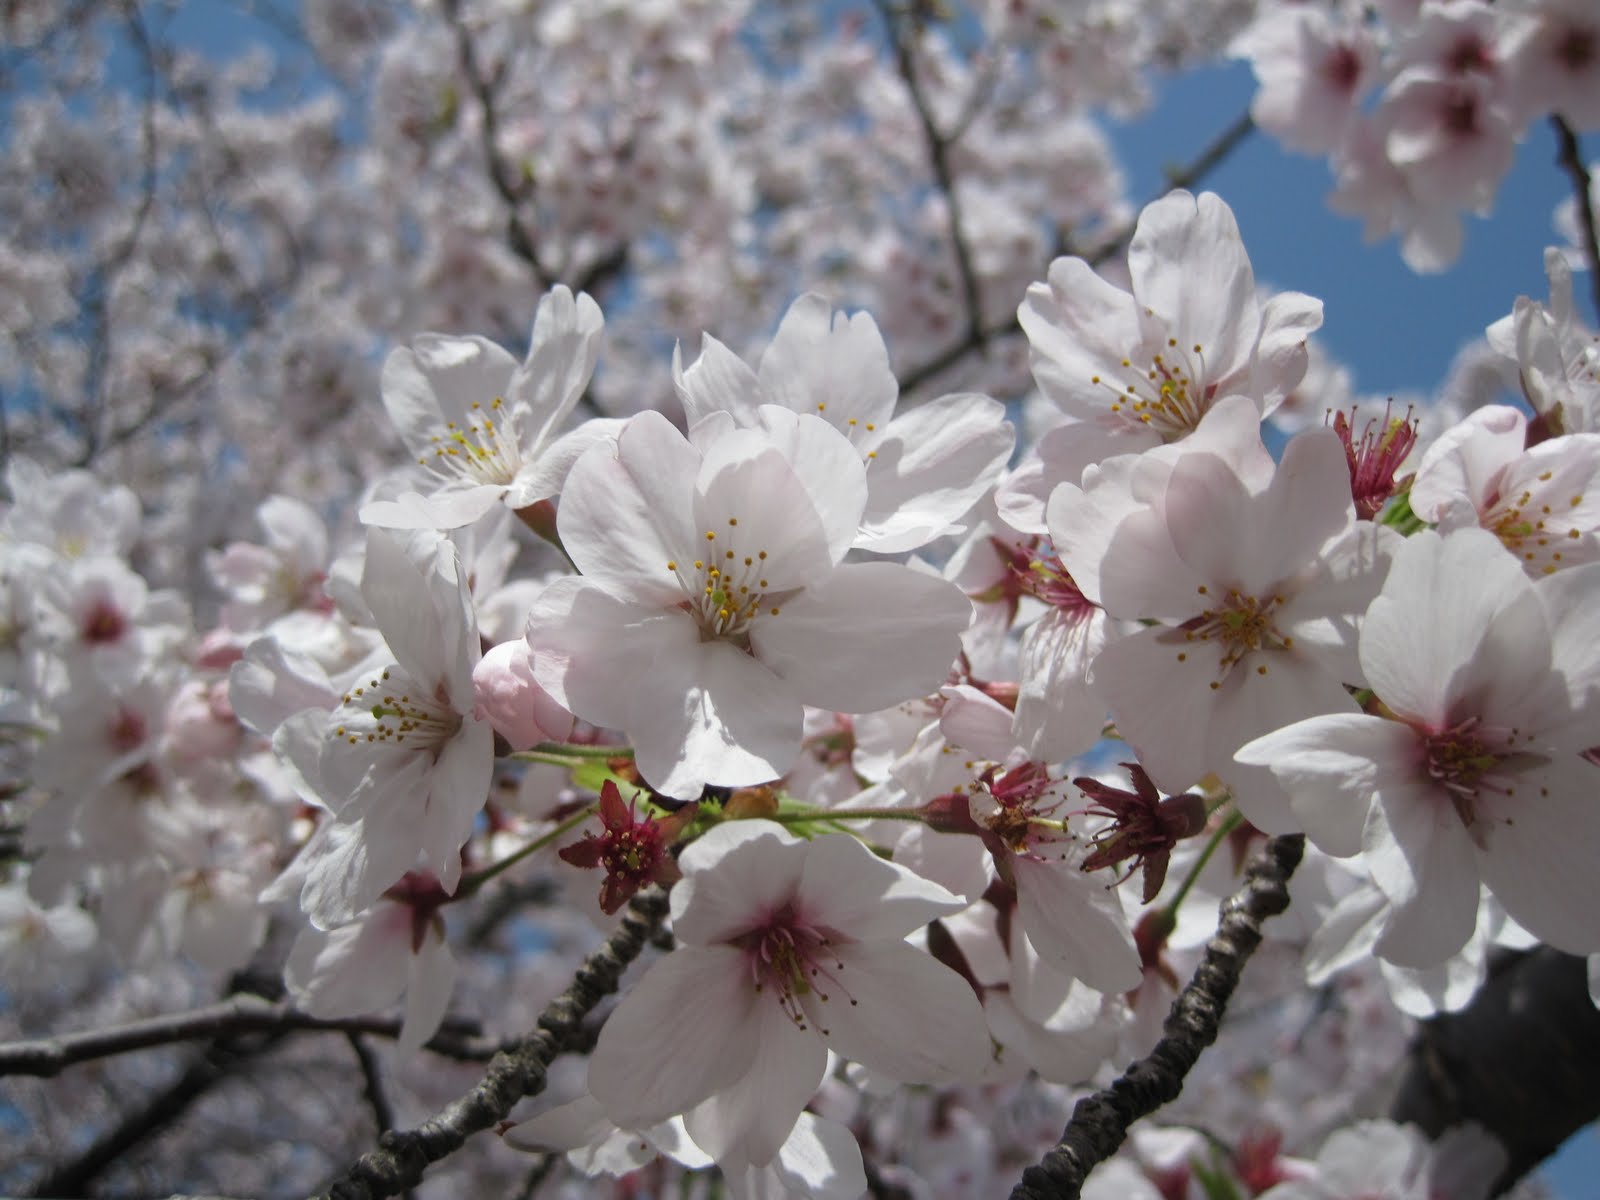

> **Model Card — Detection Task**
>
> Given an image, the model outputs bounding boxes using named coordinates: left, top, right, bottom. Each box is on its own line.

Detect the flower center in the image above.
left=417, top=397, right=520, bottom=487
left=810, top=401, right=880, bottom=460
left=1089, top=335, right=1214, bottom=439
left=81, top=599, right=128, bottom=645
left=338, top=668, right=463, bottom=751
left=736, top=906, right=855, bottom=1034
left=1170, top=587, right=1290, bottom=686
left=1484, top=477, right=1588, bottom=576
left=667, top=518, right=787, bottom=641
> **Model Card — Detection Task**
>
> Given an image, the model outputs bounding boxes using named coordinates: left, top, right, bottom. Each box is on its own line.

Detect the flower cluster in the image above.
left=5, top=2, right=1600, bottom=1195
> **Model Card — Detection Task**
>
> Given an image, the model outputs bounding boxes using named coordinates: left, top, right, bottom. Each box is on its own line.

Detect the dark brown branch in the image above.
left=1009, top=833, right=1305, bottom=1200
left=1549, top=116, right=1600, bottom=327
left=26, top=1030, right=287, bottom=1198
left=895, top=111, right=1255, bottom=397
left=876, top=0, right=987, bottom=354
left=439, top=0, right=548, bottom=287
left=313, top=886, right=671, bottom=1200
left=1392, top=945, right=1600, bottom=1196
left=347, top=1033, right=398, bottom=1137
left=346, top=1033, right=416, bottom=1200
left=0, top=993, right=510, bottom=1077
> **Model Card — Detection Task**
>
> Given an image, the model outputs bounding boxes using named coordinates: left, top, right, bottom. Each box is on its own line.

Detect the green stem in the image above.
left=519, top=742, right=634, bottom=760
left=755, top=806, right=930, bottom=827
left=1161, top=806, right=1243, bottom=922
left=456, top=806, right=596, bottom=896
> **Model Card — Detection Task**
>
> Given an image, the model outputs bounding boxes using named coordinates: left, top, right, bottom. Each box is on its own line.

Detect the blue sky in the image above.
left=1112, top=60, right=1579, bottom=398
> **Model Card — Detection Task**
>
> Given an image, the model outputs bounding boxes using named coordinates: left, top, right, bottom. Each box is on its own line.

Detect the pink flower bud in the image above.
left=472, top=639, right=574, bottom=751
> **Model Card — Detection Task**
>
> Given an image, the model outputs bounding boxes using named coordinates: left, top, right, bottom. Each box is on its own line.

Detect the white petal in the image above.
left=558, top=412, right=698, bottom=606
left=1364, top=785, right=1481, bottom=966
left=1359, top=529, right=1546, bottom=727
left=673, top=820, right=808, bottom=946
left=628, top=636, right=802, bottom=800
left=399, top=930, right=457, bottom=1056
left=381, top=336, right=517, bottom=458
left=674, top=333, right=765, bottom=428
left=1013, top=855, right=1143, bottom=993
left=505, top=418, right=626, bottom=508
left=590, top=945, right=759, bottom=1131
left=802, top=939, right=990, bottom=1084
left=1475, top=757, right=1600, bottom=954
left=512, top=285, right=605, bottom=449
left=757, top=294, right=898, bottom=431
left=683, top=996, right=826, bottom=1166
left=796, top=832, right=969, bottom=942
left=1236, top=714, right=1416, bottom=857
left=855, top=394, right=1015, bottom=554
left=525, top=577, right=694, bottom=731
left=360, top=485, right=504, bottom=531
left=751, top=562, right=969, bottom=714
left=694, top=425, right=836, bottom=590
left=751, top=407, right=869, bottom=563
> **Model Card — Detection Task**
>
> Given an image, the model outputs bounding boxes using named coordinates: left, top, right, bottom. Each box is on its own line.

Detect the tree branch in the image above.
left=0, top=993, right=510, bottom=1077
left=876, top=0, right=987, bottom=353
left=1549, top=115, right=1600, bottom=327
left=438, top=0, right=548, bottom=288
left=1008, top=832, right=1305, bottom=1200
left=313, top=886, right=671, bottom=1200
left=1392, top=945, right=1600, bottom=1196
left=895, top=110, right=1254, bottom=397
left=26, top=1030, right=287, bottom=1198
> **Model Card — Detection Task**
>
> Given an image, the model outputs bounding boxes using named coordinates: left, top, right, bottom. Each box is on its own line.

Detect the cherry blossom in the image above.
left=1237, top=528, right=1600, bottom=963
left=673, top=292, right=1014, bottom=553
left=525, top=408, right=971, bottom=798
left=1050, top=419, right=1393, bottom=830
left=359, top=285, right=615, bottom=531
left=1017, top=190, right=1322, bottom=465
left=587, top=820, right=990, bottom=1166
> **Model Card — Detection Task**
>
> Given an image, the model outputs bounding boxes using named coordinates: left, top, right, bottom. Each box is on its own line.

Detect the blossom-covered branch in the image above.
left=314, top=886, right=669, bottom=1200
left=1009, top=833, right=1306, bottom=1200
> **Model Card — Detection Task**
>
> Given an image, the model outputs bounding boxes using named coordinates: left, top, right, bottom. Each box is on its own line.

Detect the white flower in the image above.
left=674, top=293, right=1014, bottom=553
left=360, top=285, right=617, bottom=530
left=1237, top=528, right=1600, bottom=964
left=1409, top=403, right=1600, bottom=576
left=587, top=820, right=989, bottom=1167
left=526, top=408, right=971, bottom=799
left=1051, top=416, right=1393, bottom=831
left=273, top=528, right=493, bottom=926
left=1018, top=190, right=1322, bottom=462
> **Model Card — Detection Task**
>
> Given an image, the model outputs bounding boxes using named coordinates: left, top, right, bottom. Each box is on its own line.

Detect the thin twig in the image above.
left=26, top=1030, right=287, bottom=1198
left=0, top=993, right=511, bottom=1078
left=1550, top=115, right=1600, bottom=327
left=346, top=1033, right=416, bottom=1200
left=439, top=0, right=548, bottom=287
left=895, top=111, right=1255, bottom=396
left=1008, top=833, right=1305, bottom=1200
left=876, top=0, right=987, bottom=353
left=313, top=886, right=671, bottom=1200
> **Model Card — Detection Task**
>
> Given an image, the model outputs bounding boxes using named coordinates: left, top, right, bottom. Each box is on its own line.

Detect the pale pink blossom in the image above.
left=674, top=292, right=1014, bottom=553
left=587, top=820, right=989, bottom=1167
left=1237, top=528, right=1600, bottom=964
left=360, top=285, right=617, bottom=530
left=1409, top=403, right=1600, bottom=575
left=1233, top=7, right=1379, bottom=156
left=1051, top=421, right=1393, bottom=831
left=1017, top=190, right=1322, bottom=468
left=526, top=409, right=970, bottom=799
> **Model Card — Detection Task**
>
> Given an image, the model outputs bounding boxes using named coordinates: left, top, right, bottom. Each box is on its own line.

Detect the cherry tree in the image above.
left=5, top=2, right=1600, bottom=1198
